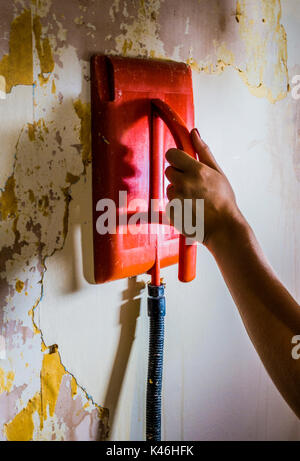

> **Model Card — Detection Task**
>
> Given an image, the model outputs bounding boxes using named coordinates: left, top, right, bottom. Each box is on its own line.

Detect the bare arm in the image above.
left=165, top=129, right=300, bottom=418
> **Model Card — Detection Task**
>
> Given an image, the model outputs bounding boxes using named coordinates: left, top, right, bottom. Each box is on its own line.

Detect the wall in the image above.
left=0, top=0, right=299, bottom=441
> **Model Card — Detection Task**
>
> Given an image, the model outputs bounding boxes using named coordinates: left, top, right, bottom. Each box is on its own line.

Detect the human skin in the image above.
left=165, top=129, right=300, bottom=419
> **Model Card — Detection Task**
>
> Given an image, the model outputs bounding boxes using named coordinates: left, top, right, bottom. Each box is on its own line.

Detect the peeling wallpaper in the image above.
left=0, top=0, right=299, bottom=441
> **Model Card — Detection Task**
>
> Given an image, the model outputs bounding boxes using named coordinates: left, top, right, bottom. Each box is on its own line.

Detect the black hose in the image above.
left=146, top=284, right=166, bottom=442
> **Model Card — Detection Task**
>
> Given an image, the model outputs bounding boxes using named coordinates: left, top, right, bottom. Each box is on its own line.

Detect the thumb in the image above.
left=191, top=128, right=223, bottom=174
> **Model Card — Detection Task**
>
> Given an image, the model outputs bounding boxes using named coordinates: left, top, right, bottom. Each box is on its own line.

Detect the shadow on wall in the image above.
left=98, top=276, right=145, bottom=440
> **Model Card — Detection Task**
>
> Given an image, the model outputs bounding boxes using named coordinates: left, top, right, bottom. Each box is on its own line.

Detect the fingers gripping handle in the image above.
left=151, top=99, right=197, bottom=283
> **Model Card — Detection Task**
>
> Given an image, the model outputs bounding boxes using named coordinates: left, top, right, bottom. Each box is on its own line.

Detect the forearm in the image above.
left=166, top=130, right=300, bottom=417
left=207, top=215, right=300, bottom=418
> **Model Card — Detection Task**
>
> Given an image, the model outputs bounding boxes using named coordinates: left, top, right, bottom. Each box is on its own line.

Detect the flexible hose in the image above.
left=146, top=284, right=166, bottom=441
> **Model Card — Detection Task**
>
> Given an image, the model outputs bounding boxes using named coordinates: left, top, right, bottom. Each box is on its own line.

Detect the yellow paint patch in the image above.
left=33, top=16, right=55, bottom=84
left=0, top=369, right=15, bottom=394
left=65, top=172, right=80, bottom=185
left=71, top=377, right=78, bottom=398
left=0, top=10, right=33, bottom=93
left=28, top=298, right=41, bottom=335
left=5, top=393, right=41, bottom=441
left=27, top=124, right=36, bottom=142
left=0, top=176, right=18, bottom=220
left=73, top=99, right=91, bottom=166
left=38, top=73, right=51, bottom=86
left=27, top=119, right=49, bottom=142
left=40, top=348, right=66, bottom=424
left=122, top=38, right=133, bottom=55
left=51, top=79, right=56, bottom=94
left=15, top=280, right=25, bottom=293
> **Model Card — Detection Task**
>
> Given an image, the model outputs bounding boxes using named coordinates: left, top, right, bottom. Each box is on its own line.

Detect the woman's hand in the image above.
left=165, top=128, right=245, bottom=248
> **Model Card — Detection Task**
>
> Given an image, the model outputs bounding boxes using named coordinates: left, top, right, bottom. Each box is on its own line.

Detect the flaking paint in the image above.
left=0, top=9, right=33, bottom=93
left=186, top=0, right=288, bottom=103
left=4, top=345, right=106, bottom=440
left=0, top=177, right=18, bottom=221
left=15, top=280, right=25, bottom=293
left=0, top=369, right=15, bottom=395
left=73, top=99, right=92, bottom=168
left=33, top=15, right=55, bottom=85
left=0, top=2, right=108, bottom=440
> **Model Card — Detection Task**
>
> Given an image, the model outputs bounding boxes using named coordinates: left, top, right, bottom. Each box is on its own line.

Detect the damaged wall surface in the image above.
left=0, top=0, right=299, bottom=440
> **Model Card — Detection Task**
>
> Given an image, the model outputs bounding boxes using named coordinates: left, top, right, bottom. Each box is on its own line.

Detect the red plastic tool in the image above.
left=91, top=56, right=197, bottom=284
